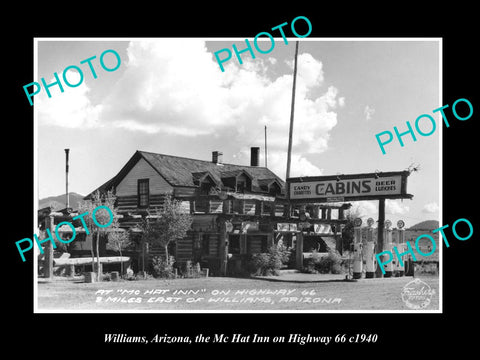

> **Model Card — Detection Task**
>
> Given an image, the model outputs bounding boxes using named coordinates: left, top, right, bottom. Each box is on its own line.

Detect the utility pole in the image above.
left=264, top=125, right=268, bottom=167
left=65, top=148, right=70, bottom=209
left=286, top=41, right=299, bottom=181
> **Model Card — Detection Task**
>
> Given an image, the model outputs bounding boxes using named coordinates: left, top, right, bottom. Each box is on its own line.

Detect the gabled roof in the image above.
left=257, top=178, right=283, bottom=188
left=192, top=171, right=220, bottom=185
left=85, top=150, right=285, bottom=199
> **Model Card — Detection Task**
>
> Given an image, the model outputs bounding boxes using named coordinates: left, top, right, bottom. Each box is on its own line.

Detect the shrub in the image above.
left=152, top=255, right=176, bottom=278
left=303, top=252, right=322, bottom=274
left=249, top=245, right=291, bottom=276
left=303, top=250, right=343, bottom=274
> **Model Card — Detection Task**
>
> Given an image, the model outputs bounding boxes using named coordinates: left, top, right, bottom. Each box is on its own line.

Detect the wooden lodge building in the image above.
left=42, top=148, right=351, bottom=277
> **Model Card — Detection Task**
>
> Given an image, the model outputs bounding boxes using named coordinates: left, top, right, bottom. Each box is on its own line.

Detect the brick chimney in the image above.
left=250, top=147, right=260, bottom=166
left=212, top=151, right=223, bottom=164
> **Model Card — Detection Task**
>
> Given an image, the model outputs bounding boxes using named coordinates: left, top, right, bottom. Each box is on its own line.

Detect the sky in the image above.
left=35, top=38, right=441, bottom=227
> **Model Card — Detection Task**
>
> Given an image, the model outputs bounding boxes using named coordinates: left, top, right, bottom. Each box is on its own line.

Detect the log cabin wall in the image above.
left=117, top=194, right=168, bottom=212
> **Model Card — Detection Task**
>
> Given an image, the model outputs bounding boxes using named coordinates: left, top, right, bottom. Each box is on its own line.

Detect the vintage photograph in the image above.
left=33, top=38, right=441, bottom=312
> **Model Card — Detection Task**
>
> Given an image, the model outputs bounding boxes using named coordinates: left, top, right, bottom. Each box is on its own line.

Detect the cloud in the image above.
left=38, top=39, right=344, bottom=180
left=422, top=202, right=439, bottom=213
left=36, top=72, right=103, bottom=129
left=385, top=199, right=410, bottom=215
left=348, top=201, right=378, bottom=220
left=269, top=152, right=323, bottom=179
left=364, top=105, right=375, bottom=121
left=347, top=200, right=410, bottom=228
left=267, top=57, right=277, bottom=65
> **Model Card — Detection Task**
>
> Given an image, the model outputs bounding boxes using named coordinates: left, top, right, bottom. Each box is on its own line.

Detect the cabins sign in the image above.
left=287, top=171, right=412, bottom=203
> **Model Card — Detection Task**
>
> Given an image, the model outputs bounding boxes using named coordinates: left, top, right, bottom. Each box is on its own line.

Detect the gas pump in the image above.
left=364, top=218, right=376, bottom=278
left=352, top=218, right=363, bottom=279
left=383, top=220, right=394, bottom=277
left=393, top=220, right=406, bottom=276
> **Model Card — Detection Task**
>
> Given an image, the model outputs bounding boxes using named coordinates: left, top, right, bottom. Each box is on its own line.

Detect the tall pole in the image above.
left=65, top=149, right=70, bottom=209
left=375, top=198, right=386, bottom=278
left=264, top=125, right=268, bottom=167
left=285, top=41, right=299, bottom=221
left=285, top=41, right=299, bottom=181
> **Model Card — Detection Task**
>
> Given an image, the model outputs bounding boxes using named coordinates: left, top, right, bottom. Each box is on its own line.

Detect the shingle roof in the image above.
left=86, top=150, right=285, bottom=198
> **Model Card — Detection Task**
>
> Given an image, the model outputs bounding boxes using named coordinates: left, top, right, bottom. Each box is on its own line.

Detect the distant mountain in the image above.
left=407, top=220, right=439, bottom=231
left=39, top=192, right=85, bottom=210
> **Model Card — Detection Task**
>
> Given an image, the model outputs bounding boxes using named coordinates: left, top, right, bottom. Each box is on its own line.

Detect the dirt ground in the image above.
left=36, top=273, right=440, bottom=312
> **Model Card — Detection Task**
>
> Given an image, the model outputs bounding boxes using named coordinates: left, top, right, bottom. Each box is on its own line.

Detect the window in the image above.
left=237, top=179, right=246, bottom=193
left=137, top=179, right=149, bottom=207
left=200, top=181, right=212, bottom=195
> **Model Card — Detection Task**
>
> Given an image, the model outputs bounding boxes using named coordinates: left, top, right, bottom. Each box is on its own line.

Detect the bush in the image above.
left=303, top=250, right=343, bottom=274
left=152, top=255, right=176, bottom=278
left=249, top=245, right=291, bottom=276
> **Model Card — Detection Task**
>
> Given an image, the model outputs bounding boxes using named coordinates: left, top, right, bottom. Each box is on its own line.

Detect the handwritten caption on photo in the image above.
left=95, top=287, right=342, bottom=305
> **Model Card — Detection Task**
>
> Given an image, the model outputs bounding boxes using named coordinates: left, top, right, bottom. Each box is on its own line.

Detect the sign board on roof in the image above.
left=287, top=171, right=412, bottom=202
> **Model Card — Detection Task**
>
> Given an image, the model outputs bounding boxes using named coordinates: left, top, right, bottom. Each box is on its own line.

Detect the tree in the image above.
left=140, top=194, right=193, bottom=270
left=108, top=218, right=132, bottom=276
left=78, top=190, right=117, bottom=281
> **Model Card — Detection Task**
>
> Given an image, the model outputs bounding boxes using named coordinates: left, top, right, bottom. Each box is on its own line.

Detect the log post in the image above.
left=335, top=224, right=343, bottom=255
left=43, top=215, right=54, bottom=279
left=219, top=220, right=228, bottom=276
left=240, top=234, right=247, bottom=255
left=295, top=231, right=303, bottom=271
left=375, top=199, right=386, bottom=278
